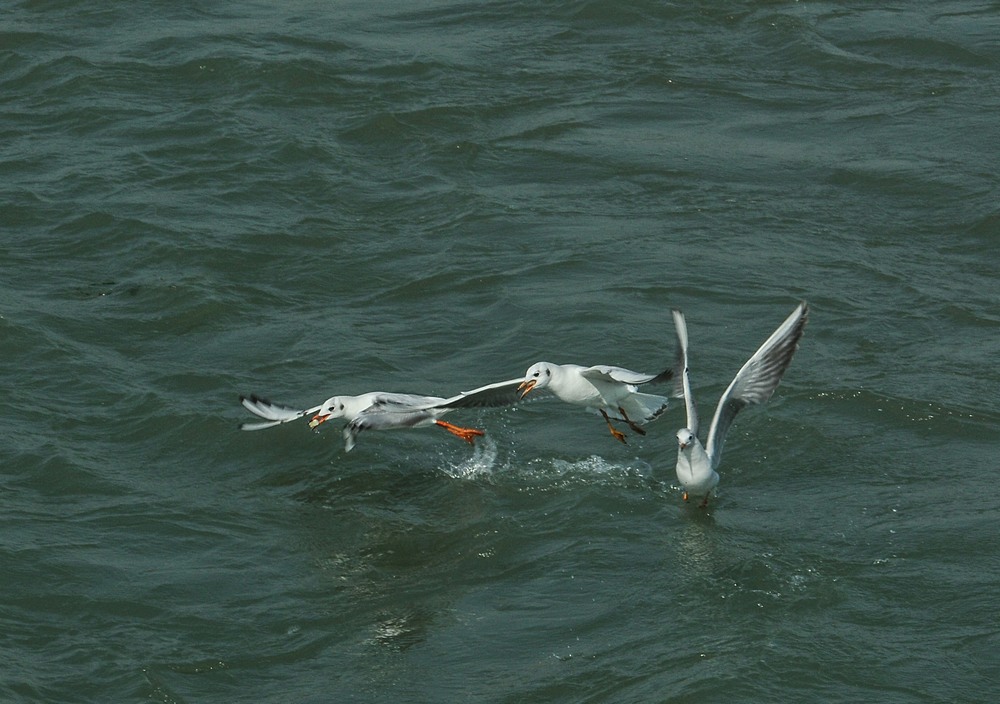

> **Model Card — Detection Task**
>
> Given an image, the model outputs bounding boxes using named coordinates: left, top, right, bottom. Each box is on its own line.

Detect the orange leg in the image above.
left=617, top=406, right=646, bottom=436
left=600, top=410, right=628, bottom=444
left=435, top=420, right=485, bottom=445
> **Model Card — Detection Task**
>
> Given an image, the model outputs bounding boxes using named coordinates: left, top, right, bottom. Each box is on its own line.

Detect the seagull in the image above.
left=517, top=361, right=672, bottom=443
left=672, top=302, right=809, bottom=507
left=239, top=378, right=523, bottom=452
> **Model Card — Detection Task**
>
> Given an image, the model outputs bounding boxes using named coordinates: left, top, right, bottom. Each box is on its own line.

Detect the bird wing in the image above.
left=239, top=394, right=322, bottom=430
left=671, top=310, right=699, bottom=438
left=580, top=365, right=671, bottom=386
left=340, top=379, right=524, bottom=450
left=705, top=302, right=809, bottom=469
left=341, top=406, right=439, bottom=451
left=419, top=378, right=524, bottom=411
left=364, top=392, right=444, bottom=411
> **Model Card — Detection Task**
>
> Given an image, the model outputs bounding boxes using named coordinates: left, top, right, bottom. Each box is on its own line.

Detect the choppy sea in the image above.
left=3, top=1, right=999, bottom=702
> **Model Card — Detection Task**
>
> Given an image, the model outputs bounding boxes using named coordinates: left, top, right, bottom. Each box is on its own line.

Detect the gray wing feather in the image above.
left=671, top=309, right=699, bottom=438
left=351, top=408, right=436, bottom=430
left=421, top=378, right=524, bottom=411
left=342, top=407, right=437, bottom=451
left=239, top=394, right=322, bottom=430
left=705, top=302, right=809, bottom=468
left=240, top=419, right=286, bottom=431
left=340, top=384, right=516, bottom=451
left=366, top=393, right=444, bottom=409
left=581, top=366, right=672, bottom=386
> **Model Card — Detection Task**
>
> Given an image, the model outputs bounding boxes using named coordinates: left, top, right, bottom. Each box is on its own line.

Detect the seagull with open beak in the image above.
left=518, top=361, right=672, bottom=444
left=240, top=377, right=522, bottom=452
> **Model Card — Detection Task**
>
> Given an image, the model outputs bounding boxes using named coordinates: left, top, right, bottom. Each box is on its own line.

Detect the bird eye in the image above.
left=533, top=371, right=540, bottom=378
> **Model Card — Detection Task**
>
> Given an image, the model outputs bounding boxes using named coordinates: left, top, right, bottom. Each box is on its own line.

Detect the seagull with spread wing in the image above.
left=672, top=302, right=809, bottom=507
left=240, top=377, right=522, bottom=452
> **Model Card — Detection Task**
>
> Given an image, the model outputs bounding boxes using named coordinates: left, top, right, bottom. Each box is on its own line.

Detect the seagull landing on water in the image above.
left=517, top=361, right=672, bottom=444
left=239, top=378, right=522, bottom=452
left=672, top=302, right=809, bottom=507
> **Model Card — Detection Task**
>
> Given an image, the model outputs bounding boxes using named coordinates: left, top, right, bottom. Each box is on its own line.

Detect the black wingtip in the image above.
left=651, top=368, right=674, bottom=384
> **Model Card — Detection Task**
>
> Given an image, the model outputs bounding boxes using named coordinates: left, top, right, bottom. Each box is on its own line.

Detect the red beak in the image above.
left=308, top=414, right=330, bottom=429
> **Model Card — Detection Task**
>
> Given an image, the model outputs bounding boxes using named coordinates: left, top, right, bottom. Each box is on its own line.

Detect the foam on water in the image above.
left=439, top=434, right=499, bottom=480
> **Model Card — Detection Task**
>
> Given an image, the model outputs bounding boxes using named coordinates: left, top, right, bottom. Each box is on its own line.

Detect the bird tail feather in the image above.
left=619, top=393, right=670, bottom=424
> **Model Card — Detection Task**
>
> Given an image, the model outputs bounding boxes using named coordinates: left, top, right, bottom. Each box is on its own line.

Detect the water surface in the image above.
left=2, top=1, right=999, bottom=702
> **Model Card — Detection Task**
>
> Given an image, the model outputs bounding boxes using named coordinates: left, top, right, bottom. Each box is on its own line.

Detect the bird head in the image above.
left=676, top=428, right=696, bottom=451
left=518, top=362, right=553, bottom=398
left=308, top=396, right=347, bottom=429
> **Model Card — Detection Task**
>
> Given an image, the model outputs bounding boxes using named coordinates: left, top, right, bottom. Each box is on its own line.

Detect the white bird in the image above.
left=672, top=302, right=809, bottom=507
left=517, top=361, right=672, bottom=444
left=239, top=378, right=523, bottom=452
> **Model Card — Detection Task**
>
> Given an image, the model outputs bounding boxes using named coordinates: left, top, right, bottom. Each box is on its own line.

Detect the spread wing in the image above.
left=364, top=393, right=444, bottom=411
left=419, top=378, right=525, bottom=411
left=342, top=407, right=439, bottom=451
left=580, top=365, right=672, bottom=386
left=705, top=302, right=809, bottom=468
left=671, top=310, right=699, bottom=438
left=239, top=394, right=322, bottom=430
left=340, top=382, right=520, bottom=451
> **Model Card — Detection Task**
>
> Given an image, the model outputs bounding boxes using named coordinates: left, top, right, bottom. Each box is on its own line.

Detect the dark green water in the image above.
left=3, top=1, right=999, bottom=702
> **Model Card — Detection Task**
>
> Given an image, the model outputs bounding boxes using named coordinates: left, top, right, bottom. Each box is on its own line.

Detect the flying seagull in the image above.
left=240, top=377, right=522, bottom=452
left=518, top=361, right=672, bottom=444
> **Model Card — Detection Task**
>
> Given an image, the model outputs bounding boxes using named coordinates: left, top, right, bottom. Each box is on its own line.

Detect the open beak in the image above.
left=517, top=379, right=536, bottom=399
left=308, top=414, right=330, bottom=429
